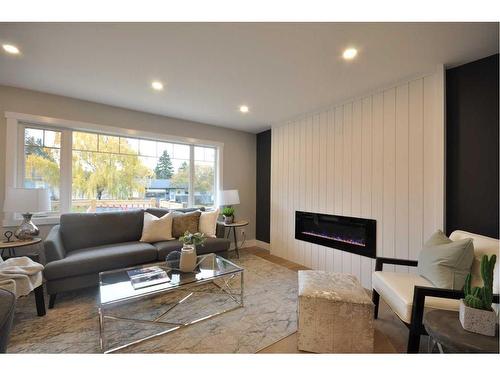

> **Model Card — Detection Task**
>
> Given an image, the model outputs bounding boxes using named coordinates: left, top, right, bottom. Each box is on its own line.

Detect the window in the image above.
left=23, top=127, right=61, bottom=212
left=71, top=131, right=196, bottom=212
left=194, top=146, right=216, bottom=207
left=7, top=114, right=220, bottom=223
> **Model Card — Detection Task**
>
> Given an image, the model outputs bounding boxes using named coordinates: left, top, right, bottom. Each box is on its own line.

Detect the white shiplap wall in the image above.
left=270, top=70, right=445, bottom=288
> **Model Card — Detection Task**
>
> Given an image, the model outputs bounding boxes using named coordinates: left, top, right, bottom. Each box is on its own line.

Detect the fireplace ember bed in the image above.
left=295, top=211, right=376, bottom=258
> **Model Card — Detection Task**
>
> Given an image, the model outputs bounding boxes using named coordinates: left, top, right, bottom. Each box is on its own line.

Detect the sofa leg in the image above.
left=34, top=285, right=46, bottom=316
left=372, top=290, right=380, bottom=319
left=48, top=294, right=57, bottom=309
left=407, top=327, right=421, bottom=353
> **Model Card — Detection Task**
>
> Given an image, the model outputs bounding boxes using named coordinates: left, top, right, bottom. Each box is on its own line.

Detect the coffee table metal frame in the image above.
left=98, top=255, right=244, bottom=353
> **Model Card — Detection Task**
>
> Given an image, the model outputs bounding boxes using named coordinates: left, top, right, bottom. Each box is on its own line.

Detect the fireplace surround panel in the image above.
left=295, top=211, right=376, bottom=258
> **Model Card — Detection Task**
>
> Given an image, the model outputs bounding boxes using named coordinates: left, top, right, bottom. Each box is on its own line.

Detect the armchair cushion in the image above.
left=417, top=230, right=474, bottom=289
left=449, top=230, right=500, bottom=294
left=372, top=271, right=460, bottom=323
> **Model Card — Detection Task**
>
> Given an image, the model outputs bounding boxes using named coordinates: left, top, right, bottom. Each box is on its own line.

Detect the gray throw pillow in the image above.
left=417, top=230, right=474, bottom=290
left=171, top=211, right=201, bottom=238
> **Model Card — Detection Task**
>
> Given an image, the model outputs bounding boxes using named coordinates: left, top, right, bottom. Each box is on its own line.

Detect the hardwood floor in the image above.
left=243, top=246, right=427, bottom=353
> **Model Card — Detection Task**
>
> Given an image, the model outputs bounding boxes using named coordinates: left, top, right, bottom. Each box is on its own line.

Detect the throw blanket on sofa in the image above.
left=0, top=256, right=44, bottom=298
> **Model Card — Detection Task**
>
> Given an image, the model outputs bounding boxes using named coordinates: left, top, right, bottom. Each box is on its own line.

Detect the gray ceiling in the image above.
left=0, top=22, right=498, bottom=133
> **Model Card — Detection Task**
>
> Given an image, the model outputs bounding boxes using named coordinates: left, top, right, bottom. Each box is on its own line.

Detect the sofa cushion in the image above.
left=153, top=240, right=183, bottom=260
left=171, top=211, right=201, bottom=238
left=145, top=207, right=205, bottom=218
left=198, top=238, right=231, bottom=254
left=372, top=271, right=460, bottom=324
left=145, top=208, right=170, bottom=218
left=44, top=241, right=157, bottom=280
left=0, top=288, right=16, bottom=353
left=60, top=210, right=144, bottom=251
left=173, top=207, right=205, bottom=213
left=153, top=237, right=230, bottom=260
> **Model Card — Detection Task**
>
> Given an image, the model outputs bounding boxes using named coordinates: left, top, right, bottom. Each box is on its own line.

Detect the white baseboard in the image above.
left=228, top=239, right=270, bottom=251
left=242, top=239, right=256, bottom=248
left=230, top=239, right=253, bottom=249
left=254, top=240, right=270, bottom=251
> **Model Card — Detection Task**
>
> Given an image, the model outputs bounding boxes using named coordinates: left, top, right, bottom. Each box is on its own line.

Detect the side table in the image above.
left=218, top=221, right=249, bottom=259
left=0, top=237, right=46, bottom=316
left=423, top=309, right=499, bottom=353
left=0, top=237, right=42, bottom=258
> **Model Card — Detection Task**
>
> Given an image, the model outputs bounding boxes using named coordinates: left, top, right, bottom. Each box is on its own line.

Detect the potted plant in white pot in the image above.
left=459, top=254, right=497, bottom=336
left=222, top=206, right=235, bottom=224
left=178, top=231, right=206, bottom=273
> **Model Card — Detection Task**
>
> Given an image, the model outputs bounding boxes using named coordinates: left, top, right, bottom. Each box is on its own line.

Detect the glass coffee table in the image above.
left=98, top=253, right=244, bottom=353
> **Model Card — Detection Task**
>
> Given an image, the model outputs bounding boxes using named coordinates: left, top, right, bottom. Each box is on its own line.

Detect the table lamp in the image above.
left=219, top=189, right=240, bottom=224
left=3, top=187, right=50, bottom=240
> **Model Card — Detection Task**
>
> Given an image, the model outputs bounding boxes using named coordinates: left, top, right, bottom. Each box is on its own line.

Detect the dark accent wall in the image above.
left=446, top=54, right=499, bottom=238
left=256, top=129, right=271, bottom=243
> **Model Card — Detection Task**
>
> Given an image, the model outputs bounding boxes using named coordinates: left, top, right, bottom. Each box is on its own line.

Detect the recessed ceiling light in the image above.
left=342, top=48, right=358, bottom=60
left=2, top=44, right=20, bottom=55
left=151, top=81, right=164, bottom=91
left=239, top=105, right=249, bottom=113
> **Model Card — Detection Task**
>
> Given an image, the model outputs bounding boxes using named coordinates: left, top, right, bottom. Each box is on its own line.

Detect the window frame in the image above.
left=19, top=123, right=66, bottom=216
left=4, top=111, right=223, bottom=226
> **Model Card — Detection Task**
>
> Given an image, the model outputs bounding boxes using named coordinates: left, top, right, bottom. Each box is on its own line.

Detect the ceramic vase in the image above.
left=179, top=245, right=197, bottom=272
left=223, top=215, right=234, bottom=224
left=459, top=299, right=497, bottom=336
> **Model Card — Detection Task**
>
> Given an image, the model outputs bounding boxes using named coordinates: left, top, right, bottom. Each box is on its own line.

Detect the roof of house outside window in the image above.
left=146, top=179, right=188, bottom=190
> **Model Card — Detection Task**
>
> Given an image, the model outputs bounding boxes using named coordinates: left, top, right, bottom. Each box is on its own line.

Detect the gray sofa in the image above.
left=43, top=207, right=230, bottom=308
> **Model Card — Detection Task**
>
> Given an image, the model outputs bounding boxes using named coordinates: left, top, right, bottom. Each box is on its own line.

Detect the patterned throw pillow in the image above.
left=171, top=210, right=202, bottom=238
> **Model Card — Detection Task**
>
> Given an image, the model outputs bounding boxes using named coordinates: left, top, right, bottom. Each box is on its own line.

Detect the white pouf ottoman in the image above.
left=297, top=270, right=374, bottom=353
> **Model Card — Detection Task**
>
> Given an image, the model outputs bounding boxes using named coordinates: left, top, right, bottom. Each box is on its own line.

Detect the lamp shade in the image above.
left=3, top=188, right=51, bottom=213
left=219, top=189, right=240, bottom=206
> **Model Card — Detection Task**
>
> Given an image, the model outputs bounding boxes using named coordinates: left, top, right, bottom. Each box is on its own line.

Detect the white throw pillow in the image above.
left=140, top=212, right=175, bottom=243
left=198, top=209, right=219, bottom=238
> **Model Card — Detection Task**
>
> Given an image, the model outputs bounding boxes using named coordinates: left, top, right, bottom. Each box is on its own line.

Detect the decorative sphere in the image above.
left=166, top=251, right=181, bottom=262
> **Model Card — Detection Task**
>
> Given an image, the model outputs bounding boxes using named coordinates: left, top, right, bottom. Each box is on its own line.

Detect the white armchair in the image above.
left=372, top=230, right=499, bottom=353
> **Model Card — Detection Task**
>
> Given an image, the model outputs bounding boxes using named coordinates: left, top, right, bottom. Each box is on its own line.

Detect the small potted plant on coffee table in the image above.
left=178, top=231, right=206, bottom=272
left=222, top=206, right=235, bottom=224
left=459, top=254, right=497, bottom=336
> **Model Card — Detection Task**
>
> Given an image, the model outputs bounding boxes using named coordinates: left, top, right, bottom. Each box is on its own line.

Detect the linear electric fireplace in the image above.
left=295, top=211, right=376, bottom=258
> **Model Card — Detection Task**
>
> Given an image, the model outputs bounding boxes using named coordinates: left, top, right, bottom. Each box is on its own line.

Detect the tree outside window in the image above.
left=22, top=127, right=217, bottom=214
left=154, top=150, right=174, bottom=179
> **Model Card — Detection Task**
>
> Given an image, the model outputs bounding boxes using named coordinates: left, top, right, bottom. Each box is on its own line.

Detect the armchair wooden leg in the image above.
left=48, top=294, right=57, bottom=309
left=34, top=285, right=46, bottom=316
left=407, top=285, right=427, bottom=353
left=372, top=290, right=380, bottom=319
left=407, top=327, right=421, bottom=353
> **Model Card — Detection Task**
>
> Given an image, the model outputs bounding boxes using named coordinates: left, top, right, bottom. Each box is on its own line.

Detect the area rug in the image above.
left=8, top=253, right=298, bottom=353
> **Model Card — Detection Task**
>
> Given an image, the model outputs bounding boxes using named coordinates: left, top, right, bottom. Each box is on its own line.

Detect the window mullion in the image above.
left=59, top=129, right=73, bottom=214
left=16, top=123, right=25, bottom=188
left=189, top=144, right=195, bottom=207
